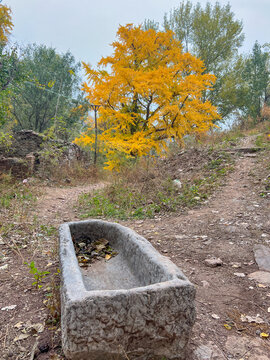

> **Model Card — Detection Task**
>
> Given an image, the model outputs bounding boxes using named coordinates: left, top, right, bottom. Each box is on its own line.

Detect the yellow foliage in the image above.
left=47, top=80, right=55, bottom=88
left=75, top=24, right=220, bottom=169
left=0, top=4, right=13, bottom=44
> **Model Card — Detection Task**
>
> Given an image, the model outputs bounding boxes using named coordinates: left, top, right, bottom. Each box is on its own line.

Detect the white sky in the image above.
left=5, top=0, right=270, bottom=69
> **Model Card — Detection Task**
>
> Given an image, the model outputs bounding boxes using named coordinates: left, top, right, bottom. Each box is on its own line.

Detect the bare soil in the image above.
left=0, top=137, right=270, bottom=360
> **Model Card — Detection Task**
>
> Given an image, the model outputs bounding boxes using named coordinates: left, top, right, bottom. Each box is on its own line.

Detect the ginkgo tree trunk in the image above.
left=75, top=24, right=219, bottom=169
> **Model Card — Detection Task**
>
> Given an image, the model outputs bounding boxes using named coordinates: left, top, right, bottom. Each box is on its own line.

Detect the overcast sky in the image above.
left=5, top=0, right=270, bottom=68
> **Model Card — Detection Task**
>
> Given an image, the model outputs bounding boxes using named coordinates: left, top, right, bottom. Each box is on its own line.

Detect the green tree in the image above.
left=142, top=19, right=159, bottom=31
left=0, top=4, right=25, bottom=128
left=164, top=0, right=193, bottom=53
left=192, top=2, right=244, bottom=73
left=241, top=41, right=270, bottom=120
left=11, top=44, right=83, bottom=134
left=0, top=45, right=25, bottom=127
left=161, top=1, right=245, bottom=120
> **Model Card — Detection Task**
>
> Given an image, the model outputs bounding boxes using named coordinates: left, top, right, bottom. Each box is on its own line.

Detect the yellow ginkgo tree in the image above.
left=75, top=24, right=220, bottom=169
left=0, top=3, right=13, bottom=44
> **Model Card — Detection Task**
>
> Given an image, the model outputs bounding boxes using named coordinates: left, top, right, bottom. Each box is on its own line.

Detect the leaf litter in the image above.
left=73, top=237, right=118, bottom=267
left=13, top=320, right=44, bottom=342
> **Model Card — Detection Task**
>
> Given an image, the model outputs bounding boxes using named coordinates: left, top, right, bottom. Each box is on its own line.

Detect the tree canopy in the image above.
left=0, top=4, right=24, bottom=127
left=75, top=24, right=219, bottom=169
left=11, top=44, right=83, bottom=135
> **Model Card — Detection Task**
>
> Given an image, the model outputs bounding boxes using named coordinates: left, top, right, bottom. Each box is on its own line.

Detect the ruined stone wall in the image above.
left=0, top=130, right=84, bottom=177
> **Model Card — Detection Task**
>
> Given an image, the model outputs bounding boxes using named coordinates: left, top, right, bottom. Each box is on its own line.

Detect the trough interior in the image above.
left=69, top=221, right=171, bottom=291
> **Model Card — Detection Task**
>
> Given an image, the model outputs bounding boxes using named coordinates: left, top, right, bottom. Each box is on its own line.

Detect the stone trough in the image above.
left=59, top=220, right=196, bottom=360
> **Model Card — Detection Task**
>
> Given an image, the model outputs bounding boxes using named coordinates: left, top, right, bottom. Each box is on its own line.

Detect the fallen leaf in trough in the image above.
left=260, top=332, right=269, bottom=338
left=95, top=244, right=106, bottom=252
left=224, top=324, right=232, bottom=330
left=258, top=283, right=267, bottom=288
left=74, top=237, right=117, bottom=266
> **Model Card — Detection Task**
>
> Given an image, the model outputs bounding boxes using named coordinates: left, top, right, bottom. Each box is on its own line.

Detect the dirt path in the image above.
left=35, top=182, right=105, bottom=225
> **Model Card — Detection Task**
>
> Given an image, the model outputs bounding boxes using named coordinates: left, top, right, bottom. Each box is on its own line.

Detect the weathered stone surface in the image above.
left=254, top=244, right=270, bottom=272
left=248, top=271, right=270, bottom=284
left=59, top=220, right=196, bottom=360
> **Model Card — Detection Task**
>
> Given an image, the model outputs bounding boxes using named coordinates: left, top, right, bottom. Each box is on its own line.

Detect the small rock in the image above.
left=204, top=257, right=223, bottom=267
left=211, top=314, right=220, bottom=320
left=240, top=314, right=264, bottom=324
left=248, top=271, right=270, bottom=285
left=18, top=346, right=26, bottom=352
left=38, top=341, right=50, bottom=353
left=175, top=235, right=186, bottom=240
left=194, top=345, right=213, bottom=360
left=173, top=179, right=182, bottom=189
left=201, top=280, right=210, bottom=288
left=0, top=264, right=8, bottom=271
left=231, top=262, right=242, bottom=268
left=1, top=305, right=17, bottom=311
left=234, top=272, right=246, bottom=277
left=253, top=245, right=270, bottom=272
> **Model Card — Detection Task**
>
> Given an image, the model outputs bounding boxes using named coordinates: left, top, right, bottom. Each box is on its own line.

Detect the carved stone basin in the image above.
left=59, top=220, right=196, bottom=360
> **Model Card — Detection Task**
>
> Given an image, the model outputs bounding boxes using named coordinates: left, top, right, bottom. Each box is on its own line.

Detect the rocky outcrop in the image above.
left=8, top=130, right=44, bottom=158
left=0, top=130, right=84, bottom=177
